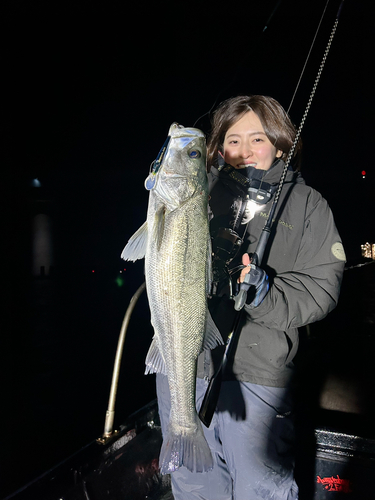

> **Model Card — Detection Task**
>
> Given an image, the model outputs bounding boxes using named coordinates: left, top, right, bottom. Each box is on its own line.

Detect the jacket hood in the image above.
left=209, top=159, right=305, bottom=200
left=224, top=158, right=305, bottom=186
left=262, top=159, right=305, bottom=186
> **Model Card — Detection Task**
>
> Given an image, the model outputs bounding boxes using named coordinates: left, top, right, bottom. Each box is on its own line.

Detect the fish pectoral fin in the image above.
left=153, top=206, right=166, bottom=252
left=202, top=311, right=223, bottom=351
left=121, top=221, right=148, bottom=261
left=145, top=337, right=167, bottom=375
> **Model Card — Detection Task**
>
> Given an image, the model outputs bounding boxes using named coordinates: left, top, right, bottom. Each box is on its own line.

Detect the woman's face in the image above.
left=223, top=110, right=282, bottom=171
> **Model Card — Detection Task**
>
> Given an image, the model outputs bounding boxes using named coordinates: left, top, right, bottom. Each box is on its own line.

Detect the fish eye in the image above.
left=188, top=150, right=201, bottom=159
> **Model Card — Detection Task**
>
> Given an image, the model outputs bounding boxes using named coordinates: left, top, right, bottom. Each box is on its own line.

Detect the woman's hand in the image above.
left=234, top=253, right=269, bottom=310
left=239, top=253, right=251, bottom=283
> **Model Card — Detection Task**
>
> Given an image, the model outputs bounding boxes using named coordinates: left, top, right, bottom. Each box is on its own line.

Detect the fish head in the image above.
left=149, top=123, right=207, bottom=211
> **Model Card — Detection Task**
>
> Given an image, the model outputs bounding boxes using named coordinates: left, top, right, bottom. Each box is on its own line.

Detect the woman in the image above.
left=157, top=95, right=345, bottom=499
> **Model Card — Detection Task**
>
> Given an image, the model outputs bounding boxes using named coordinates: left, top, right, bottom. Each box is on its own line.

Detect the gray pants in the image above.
left=156, top=373, right=299, bottom=500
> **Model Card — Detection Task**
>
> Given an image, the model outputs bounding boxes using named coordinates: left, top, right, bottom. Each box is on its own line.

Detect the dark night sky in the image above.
left=2, top=0, right=374, bottom=269
left=1, top=1, right=375, bottom=495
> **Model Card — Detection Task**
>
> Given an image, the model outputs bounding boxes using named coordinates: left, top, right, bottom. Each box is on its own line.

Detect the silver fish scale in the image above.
left=122, top=123, right=216, bottom=472
left=146, top=188, right=209, bottom=431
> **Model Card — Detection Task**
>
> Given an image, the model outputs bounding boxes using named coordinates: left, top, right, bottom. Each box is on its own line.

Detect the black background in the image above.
left=1, top=0, right=374, bottom=497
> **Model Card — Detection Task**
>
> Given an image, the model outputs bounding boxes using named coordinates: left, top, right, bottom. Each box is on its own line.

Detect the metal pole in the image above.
left=99, top=281, right=146, bottom=442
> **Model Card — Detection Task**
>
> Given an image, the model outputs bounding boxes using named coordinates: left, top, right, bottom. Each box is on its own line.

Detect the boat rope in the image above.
left=286, top=0, right=330, bottom=115
left=270, top=0, right=345, bottom=222
left=262, top=0, right=283, bottom=32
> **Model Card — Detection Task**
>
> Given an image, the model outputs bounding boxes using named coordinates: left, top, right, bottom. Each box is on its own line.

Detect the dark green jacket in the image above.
left=197, top=160, right=345, bottom=387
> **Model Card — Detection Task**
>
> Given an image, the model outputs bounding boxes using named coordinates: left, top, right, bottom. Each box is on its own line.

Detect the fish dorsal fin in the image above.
left=145, top=336, right=167, bottom=375
left=121, top=221, right=148, bottom=262
left=202, top=310, right=223, bottom=351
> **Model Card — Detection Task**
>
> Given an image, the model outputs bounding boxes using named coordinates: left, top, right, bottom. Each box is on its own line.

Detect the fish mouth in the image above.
left=168, top=122, right=205, bottom=139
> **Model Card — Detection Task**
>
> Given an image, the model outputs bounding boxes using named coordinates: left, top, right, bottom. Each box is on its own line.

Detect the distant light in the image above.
left=361, top=242, right=375, bottom=259
left=92, top=270, right=95, bottom=273
left=32, top=214, right=53, bottom=276
left=116, top=276, right=124, bottom=287
left=32, top=178, right=41, bottom=187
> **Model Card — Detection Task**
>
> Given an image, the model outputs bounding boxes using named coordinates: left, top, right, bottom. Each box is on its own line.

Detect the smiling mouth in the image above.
left=236, top=163, right=257, bottom=169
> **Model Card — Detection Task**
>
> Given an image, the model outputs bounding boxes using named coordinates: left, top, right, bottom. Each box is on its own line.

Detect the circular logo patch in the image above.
left=331, top=242, right=346, bottom=261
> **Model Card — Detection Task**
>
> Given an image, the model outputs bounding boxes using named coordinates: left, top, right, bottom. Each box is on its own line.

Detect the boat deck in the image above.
left=5, top=262, right=375, bottom=500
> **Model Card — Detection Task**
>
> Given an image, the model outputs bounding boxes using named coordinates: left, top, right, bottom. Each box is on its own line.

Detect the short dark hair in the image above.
left=207, top=95, right=302, bottom=171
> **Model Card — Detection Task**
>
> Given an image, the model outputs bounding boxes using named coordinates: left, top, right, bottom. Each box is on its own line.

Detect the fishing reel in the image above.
left=211, top=227, right=243, bottom=297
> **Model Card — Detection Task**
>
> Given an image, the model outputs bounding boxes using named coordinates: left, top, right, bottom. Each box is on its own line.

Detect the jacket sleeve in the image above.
left=246, top=192, right=345, bottom=330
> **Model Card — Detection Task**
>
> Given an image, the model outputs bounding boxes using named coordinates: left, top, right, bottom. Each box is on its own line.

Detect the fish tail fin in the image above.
left=159, top=418, right=213, bottom=475
left=121, top=221, right=148, bottom=261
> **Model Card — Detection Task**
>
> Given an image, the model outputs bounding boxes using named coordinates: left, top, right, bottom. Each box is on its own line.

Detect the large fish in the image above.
left=121, top=123, right=222, bottom=474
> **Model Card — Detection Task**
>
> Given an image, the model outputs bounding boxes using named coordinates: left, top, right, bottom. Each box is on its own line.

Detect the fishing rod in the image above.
left=199, top=0, right=345, bottom=428
left=193, top=1, right=284, bottom=130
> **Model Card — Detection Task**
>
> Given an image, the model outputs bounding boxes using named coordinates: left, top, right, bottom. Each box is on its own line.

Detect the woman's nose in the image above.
left=240, top=144, right=252, bottom=158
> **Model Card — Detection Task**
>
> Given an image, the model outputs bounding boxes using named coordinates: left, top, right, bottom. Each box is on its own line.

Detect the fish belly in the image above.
left=146, top=193, right=213, bottom=474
